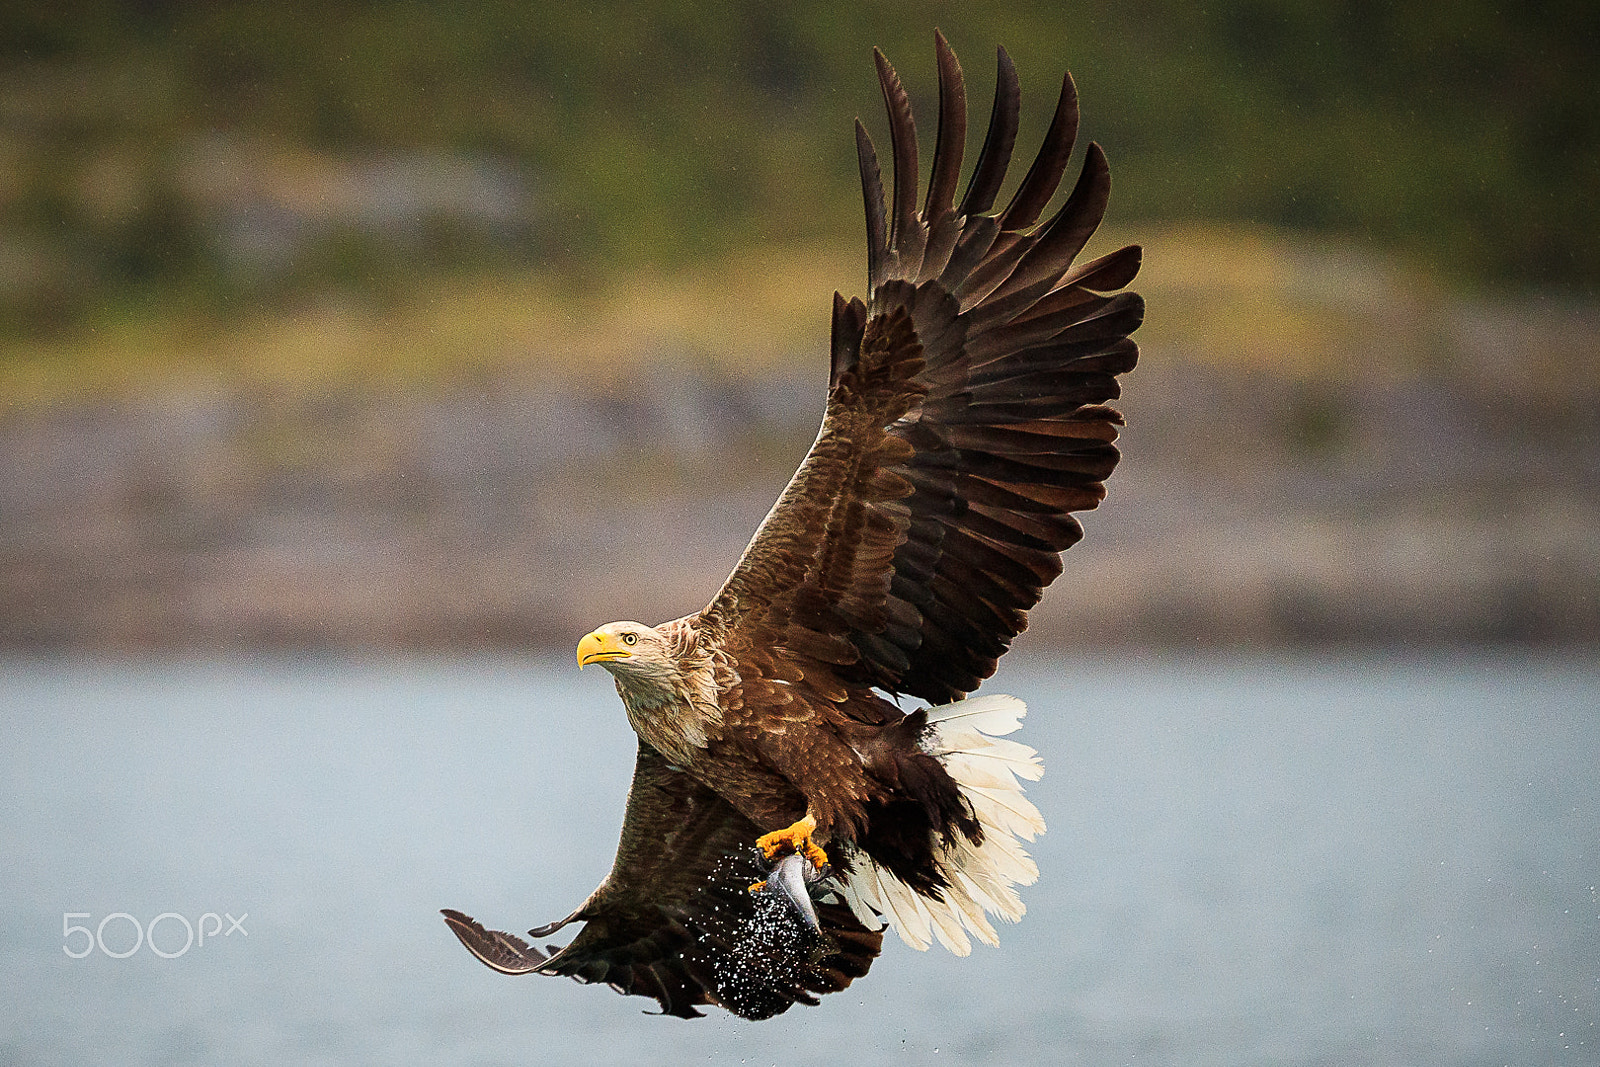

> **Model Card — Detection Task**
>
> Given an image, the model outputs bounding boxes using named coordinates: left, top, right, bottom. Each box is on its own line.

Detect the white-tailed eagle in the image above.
left=445, top=31, right=1142, bottom=1019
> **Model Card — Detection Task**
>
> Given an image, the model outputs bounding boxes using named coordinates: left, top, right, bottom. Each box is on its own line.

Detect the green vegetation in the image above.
left=0, top=2, right=1595, bottom=355
left=14, top=225, right=1569, bottom=406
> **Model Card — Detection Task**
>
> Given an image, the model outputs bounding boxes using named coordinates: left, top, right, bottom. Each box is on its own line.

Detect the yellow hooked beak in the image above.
left=577, top=630, right=630, bottom=668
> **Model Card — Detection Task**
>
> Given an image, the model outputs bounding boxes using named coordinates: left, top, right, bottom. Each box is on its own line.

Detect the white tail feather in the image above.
left=963, top=783, right=1047, bottom=841
left=832, top=694, right=1045, bottom=954
left=924, top=693, right=1028, bottom=735
left=938, top=736, right=1044, bottom=779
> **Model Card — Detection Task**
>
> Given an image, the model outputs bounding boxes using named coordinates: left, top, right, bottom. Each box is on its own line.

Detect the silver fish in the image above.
left=759, top=850, right=827, bottom=934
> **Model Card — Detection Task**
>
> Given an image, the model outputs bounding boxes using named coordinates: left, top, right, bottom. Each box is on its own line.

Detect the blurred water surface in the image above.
left=1, top=654, right=1596, bottom=1066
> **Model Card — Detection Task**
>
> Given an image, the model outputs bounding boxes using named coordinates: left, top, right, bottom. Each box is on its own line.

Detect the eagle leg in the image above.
left=755, top=813, right=829, bottom=871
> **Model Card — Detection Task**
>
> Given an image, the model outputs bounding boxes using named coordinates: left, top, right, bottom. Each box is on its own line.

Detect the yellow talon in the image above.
left=756, top=814, right=816, bottom=859
left=748, top=880, right=768, bottom=893
left=755, top=814, right=828, bottom=869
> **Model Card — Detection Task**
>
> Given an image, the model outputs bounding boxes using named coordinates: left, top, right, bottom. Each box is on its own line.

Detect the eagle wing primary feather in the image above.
left=701, top=33, right=1142, bottom=704
left=443, top=741, right=881, bottom=1020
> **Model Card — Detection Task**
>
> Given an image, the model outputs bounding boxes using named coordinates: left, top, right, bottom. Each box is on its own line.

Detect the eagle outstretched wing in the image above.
left=443, top=740, right=882, bottom=1019
left=701, top=33, right=1142, bottom=704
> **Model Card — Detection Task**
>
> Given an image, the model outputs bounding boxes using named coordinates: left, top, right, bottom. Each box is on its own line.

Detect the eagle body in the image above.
left=445, top=33, right=1143, bottom=1021
left=596, top=616, right=980, bottom=896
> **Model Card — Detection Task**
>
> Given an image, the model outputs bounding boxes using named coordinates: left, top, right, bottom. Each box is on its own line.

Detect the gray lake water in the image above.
left=1, top=654, right=1596, bottom=1066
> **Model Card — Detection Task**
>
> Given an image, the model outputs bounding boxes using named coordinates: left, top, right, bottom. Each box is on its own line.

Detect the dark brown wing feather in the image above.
left=702, top=34, right=1142, bottom=703
left=443, top=741, right=881, bottom=1020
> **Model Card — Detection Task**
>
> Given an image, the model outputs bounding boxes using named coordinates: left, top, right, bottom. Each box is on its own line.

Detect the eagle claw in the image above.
left=756, top=814, right=828, bottom=871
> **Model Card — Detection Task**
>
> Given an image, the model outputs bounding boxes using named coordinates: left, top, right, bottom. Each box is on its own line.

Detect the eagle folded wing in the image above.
left=444, top=741, right=882, bottom=1019
left=701, top=34, right=1143, bottom=704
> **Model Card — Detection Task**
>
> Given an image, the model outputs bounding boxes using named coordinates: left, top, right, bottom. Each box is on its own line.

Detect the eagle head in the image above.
left=578, top=621, right=708, bottom=747
left=577, top=621, right=673, bottom=677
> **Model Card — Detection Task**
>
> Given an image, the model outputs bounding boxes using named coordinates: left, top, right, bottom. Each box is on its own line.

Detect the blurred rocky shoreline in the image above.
left=4, top=295, right=1596, bottom=655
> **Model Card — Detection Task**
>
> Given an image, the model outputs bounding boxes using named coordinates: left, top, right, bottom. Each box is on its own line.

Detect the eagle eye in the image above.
left=622, top=633, right=637, bottom=645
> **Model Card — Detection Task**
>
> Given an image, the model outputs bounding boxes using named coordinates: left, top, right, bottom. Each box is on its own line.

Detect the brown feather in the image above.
left=957, top=47, right=1020, bottom=218
left=874, top=48, right=926, bottom=270
left=996, top=71, right=1080, bottom=233
left=923, top=31, right=967, bottom=223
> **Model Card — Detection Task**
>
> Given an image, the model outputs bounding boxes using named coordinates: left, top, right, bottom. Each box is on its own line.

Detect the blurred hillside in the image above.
left=1, top=4, right=1597, bottom=652
left=3, top=229, right=1596, bottom=652
left=2, top=0, right=1597, bottom=341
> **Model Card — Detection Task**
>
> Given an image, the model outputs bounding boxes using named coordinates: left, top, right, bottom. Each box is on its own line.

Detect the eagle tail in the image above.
left=832, top=695, right=1044, bottom=956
